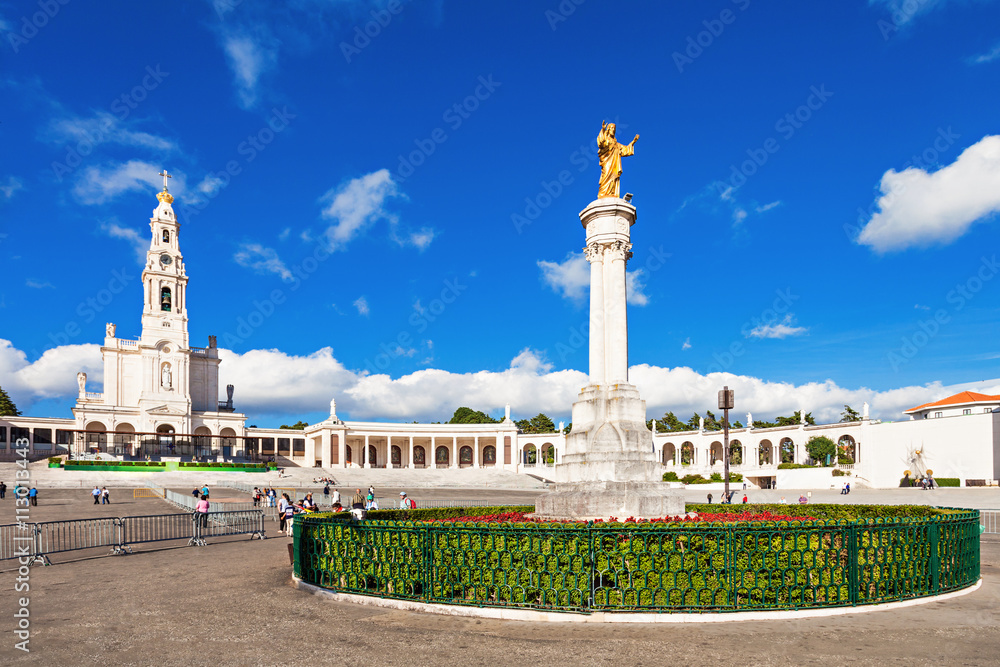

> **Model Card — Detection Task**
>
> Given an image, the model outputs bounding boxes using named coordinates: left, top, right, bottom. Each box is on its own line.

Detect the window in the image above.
left=11, top=427, right=29, bottom=445
left=33, top=428, right=52, bottom=450
left=163, top=229, right=170, bottom=243
left=277, top=438, right=290, bottom=455
left=986, top=408, right=993, bottom=414
left=963, top=408, right=972, bottom=415
left=934, top=412, right=943, bottom=418
left=292, top=438, right=305, bottom=453
left=160, top=287, right=172, bottom=312
left=0, top=426, right=6, bottom=448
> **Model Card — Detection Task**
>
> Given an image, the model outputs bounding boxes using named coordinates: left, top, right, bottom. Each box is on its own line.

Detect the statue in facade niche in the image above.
left=597, top=121, right=639, bottom=199
left=161, top=364, right=172, bottom=390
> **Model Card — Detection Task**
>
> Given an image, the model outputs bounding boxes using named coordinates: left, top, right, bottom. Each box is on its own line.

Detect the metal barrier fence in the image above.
left=294, top=509, right=982, bottom=613
left=0, top=524, right=32, bottom=562
left=35, top=518, right=123, bottom=559
left=982, top=510, right=1000, bottom=534
left=0, top=510, right=266, bottom=565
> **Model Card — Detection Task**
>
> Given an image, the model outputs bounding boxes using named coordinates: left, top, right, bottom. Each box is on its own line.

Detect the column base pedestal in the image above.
left=533, top=481, right=685, bottom=521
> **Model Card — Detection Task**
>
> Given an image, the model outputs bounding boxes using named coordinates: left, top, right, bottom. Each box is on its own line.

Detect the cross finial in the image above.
left=158, top=169, right=172, bottom=192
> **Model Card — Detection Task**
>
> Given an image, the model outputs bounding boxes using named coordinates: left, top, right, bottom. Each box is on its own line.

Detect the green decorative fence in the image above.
left=293, top=507, right=981, bottom=613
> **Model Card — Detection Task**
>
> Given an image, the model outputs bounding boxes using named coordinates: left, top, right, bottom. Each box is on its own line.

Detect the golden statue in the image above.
left=597, top=121, right=639, bottom=199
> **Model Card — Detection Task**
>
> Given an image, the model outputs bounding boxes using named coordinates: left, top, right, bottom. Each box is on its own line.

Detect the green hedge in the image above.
left=778, top=463, right=817, bottom=469
left=295, top=504, right=980, bottom=613
left=935, top=478, right=960, bottom=487
left=66, top=460, right=166, bottom=468
left=178, top=462, right=266, bottom=469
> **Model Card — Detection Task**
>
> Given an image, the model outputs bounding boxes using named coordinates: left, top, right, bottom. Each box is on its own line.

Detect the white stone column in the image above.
left=607, top=240, right=631, bottom=383
left=338, top=433, right=346, bottom=469
left=364, top=434, right=370, bottom=469
left=474, top=436, right=480, bottom=467
left=585, top=243, right=606, bottom=386
left=431, top=436, right=436, bottom=468
left=450, top=438, right=458, bottom=469
left=305, top=436, right=316, bottom=467
left=408, top=435, right=414, bottom=469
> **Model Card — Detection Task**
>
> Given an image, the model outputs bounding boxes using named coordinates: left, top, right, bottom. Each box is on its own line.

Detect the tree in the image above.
left=650, top=411, right=689, bottom=432
left=686, top=412, right=701, bottom=431
left=703, top=410, right=722, bottom=431
left=0, top=386, right=20, bottom=416
left=729, top=441, right=742, bottom=465
left=516, top=413, right=556, bottom=434
left=279, top=420, right=308, bottom=430
left=731, top=420, right=743, bottom=429
left=774, top=410, right=815, bottom=427
left=805, top=436, right=837, bottom=466
left=449, top=407, right=499, bottom=424
left=840, top=405, right=861, bottom=422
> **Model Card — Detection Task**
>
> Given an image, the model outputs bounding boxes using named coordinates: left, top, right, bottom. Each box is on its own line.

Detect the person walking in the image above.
left=101, top=487, right=110, bottom=504
left=351, top=488, right=365, bottom=520
left=323, top=483, right=330, bottom=501
left=92, top=486, right=101, bottom=504
left=331, top=488, right=341, bottom=507
left=28, top=487, right=37, bottom=506
left=277, top=493, right=291, bottom=533
left=195, top=493, right=210, bottom=533
left=741, top=494, right=748, bottom=504
left=706, top=493, right=713, bottom=504
left=0, top=481, right=7, bottom=499
left=252, top=487, right=261, bottom=507
left=201, top=484, right=210, bottom=499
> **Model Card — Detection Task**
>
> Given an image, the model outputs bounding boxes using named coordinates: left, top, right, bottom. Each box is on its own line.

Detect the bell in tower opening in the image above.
left=160, top=287, right=172, bottom=312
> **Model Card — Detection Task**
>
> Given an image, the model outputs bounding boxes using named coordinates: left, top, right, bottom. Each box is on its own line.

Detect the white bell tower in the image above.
left=140, top=170, right=189, bottom=349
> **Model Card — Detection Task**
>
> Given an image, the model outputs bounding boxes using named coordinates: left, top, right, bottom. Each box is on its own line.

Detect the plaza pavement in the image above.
left=1, top=488, right=999, bottom=664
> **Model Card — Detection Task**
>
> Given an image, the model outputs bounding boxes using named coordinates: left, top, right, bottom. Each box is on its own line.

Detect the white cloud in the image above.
left=626, top=268, right=650, bottom=306
left=682, top=338, right=692, bottom=350
left=405, top=228, right=436, bottom=250
left=869, top=0, right=947, bottom=26
left=278, top=227, right=291, bottom=241
left=857, top=135, right=1000, bottom=252
left=969, top=42, right=1000, bottom=64
left=353, top=296, right=370, bottom=317
left=233, top=243, right=292, bottom=281
left=539, top=252, right=650, bottom=306
left=747, top=314, right=808, bottom=339
left=319, top=169, right=406, bottom=249
left=46, top=111, right=177, bottom=153
left=756, top=200, right=782, bottom=214
left=100, top=219, right=147, bottom=264
left=72, top=160, right=178, bottom=205
left=222, top=33, right=276, bottom=109
left=0, top=339, right=103, bottom=407
left=7, top=337, right=1000, bottom=426
left=0, top=176, right=24, bottom=200
left=538, top=252, right=589, bottom=301
left=25, top=279, right=54, bottom=289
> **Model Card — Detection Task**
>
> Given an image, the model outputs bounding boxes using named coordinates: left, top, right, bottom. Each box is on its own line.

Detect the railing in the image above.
left=1, top=510, right=266, bottom=564
left=117, top=339, right=139, bottom=348
left=83, top=392, right=104, bottom=401
left=294, top=508, right=981, bottom=613
left=982, top=510, right=1000, bottom=534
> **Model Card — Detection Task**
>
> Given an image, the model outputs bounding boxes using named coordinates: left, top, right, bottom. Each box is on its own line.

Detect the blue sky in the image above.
left=2, top=0, right=1000, bottom=427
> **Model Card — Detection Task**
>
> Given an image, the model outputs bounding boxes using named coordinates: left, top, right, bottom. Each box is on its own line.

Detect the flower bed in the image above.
left=293, top=504, right=981, bottom=613
left=430, top=510, right=816, bottom=524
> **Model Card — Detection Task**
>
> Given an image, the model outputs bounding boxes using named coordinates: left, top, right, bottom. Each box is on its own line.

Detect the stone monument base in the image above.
left=533, top=481, right=685, bottom=521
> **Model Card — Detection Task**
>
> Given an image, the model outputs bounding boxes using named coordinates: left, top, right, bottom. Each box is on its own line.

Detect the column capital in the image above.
left=584, top=242, right=605, bottom=263
left=607, top=240, right=633, bottom=262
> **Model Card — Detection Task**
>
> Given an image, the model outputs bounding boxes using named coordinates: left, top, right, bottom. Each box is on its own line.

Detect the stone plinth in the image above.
left=534, top=481, right=684, bottom=521
left=557, top=383, right=660, bottom=483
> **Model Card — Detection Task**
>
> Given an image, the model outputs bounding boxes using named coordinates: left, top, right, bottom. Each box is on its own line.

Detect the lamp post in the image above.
left=719, top=387, right=735, bottom=500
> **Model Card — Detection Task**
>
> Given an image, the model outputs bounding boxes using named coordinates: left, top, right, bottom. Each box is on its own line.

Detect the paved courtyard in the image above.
left=1, top=489, right=998, bottom=664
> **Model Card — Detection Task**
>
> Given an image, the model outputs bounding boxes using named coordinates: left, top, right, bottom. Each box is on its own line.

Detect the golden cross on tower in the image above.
left=158, top=169, right=172, bottom=192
